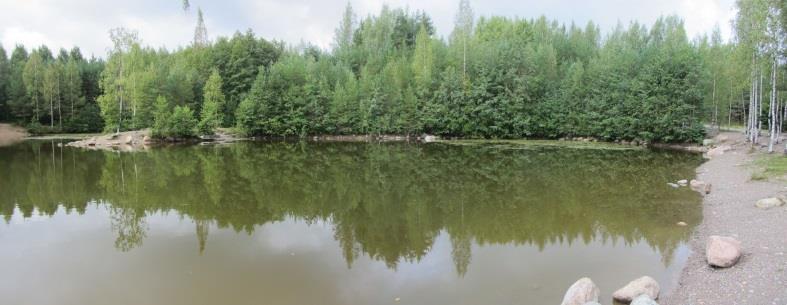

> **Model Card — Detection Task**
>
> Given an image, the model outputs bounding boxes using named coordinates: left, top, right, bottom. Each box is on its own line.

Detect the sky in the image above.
left=0, top=0, right=738, bottom=58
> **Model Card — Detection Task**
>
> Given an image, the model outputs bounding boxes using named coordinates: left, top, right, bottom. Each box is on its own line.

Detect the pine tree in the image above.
left=194, top=8, right=209, bottom=47
left=0, top=46, right=8, bottom=121
left=198, top=69, right=225, bottom=135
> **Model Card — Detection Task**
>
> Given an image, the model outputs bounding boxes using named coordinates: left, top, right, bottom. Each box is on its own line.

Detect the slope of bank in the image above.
left=0, top=124, right=28, bottom=147
left=664, top=132, right=787, bottom=305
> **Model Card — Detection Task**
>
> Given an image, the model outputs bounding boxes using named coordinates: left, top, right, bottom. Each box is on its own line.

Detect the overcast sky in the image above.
left=0, top=0, right=737, bottom=58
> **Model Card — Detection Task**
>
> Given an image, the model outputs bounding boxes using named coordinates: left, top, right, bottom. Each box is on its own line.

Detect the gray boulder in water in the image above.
left=561, top=277, right=600, bottom=305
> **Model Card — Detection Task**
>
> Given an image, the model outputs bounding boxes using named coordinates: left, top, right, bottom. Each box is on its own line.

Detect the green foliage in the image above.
left=0, top=46, right=8, bottom=121
left=752, top=154, right=787, bottom=180
left=152, top=96, right=171, bottom=137
left=198, top=69, right=225, bottom=135
left=151, top=95, right=197, bottom=138
left=10, top=2, right=784, bottom=142
left=169, top=105, right=198, bottom=138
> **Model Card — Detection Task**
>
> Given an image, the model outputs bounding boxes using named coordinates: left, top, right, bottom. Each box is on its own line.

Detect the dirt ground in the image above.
left=663, top=132, right=787, bottom=305
left=0, top=123, right=28, bottom=147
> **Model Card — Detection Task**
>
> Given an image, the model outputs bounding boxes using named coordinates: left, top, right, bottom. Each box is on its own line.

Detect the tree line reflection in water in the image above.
left=0, top=140, right=703, bottom=275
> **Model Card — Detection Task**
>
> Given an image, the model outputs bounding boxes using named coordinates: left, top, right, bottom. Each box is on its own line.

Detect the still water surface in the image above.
left=0, top=141, right=703, bottom=305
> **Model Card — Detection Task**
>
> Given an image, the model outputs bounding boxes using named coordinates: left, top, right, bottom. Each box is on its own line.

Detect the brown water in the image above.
left=0, top=140, right=703, bottom=305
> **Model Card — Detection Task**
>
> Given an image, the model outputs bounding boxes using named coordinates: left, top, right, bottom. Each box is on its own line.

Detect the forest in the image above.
left=0, top=0, right=784, bottom=143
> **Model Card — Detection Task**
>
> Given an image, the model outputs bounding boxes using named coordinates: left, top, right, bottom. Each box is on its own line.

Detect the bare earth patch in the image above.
left=0, top=124, right=28, bottom=147
left=65, top=128, right=245, bottom=151
left=663, top=132, right=787, bottom=305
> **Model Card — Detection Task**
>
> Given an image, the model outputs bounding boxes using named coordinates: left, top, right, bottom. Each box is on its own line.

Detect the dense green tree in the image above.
left=198, top=69, right=225, bottom=135
left=152, top=96, right=171, bottom=137
left=0, top=47, right=8, bottom=121
left=6, top=1, right=783, bottom=143
left=6, top=46, right=29, bottom=122
left=169, top=105, right=197, bottom=138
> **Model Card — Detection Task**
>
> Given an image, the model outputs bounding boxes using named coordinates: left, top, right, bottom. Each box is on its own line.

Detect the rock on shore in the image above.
left=689, top=179, right=711, bottom=194
left=612, top=276, right=660, bottom=303
left=754, top=197, right=785, bottom=209
left=706, top=235, right=742, bottom=268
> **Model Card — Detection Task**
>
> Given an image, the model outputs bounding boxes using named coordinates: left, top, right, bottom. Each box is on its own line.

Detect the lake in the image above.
left=0, top=140, right=703, bottom=305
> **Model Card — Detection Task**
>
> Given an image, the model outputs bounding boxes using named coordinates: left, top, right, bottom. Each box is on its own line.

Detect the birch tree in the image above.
left=453, top=0, right=474, bottom=80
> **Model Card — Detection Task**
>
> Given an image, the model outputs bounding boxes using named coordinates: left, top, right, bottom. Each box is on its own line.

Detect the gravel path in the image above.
left=664, top=132, right=787, bottom=305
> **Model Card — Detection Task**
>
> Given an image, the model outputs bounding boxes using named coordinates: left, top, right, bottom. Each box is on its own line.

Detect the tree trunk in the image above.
left=57, top=81, right=62, bottom=131
left=769, top=57, right=777, bottom=152
left=713, top=77, right=717, bottom=127
left=49, top=92, right=54, bottom=128
left=118, top=58, right=124, bottom=134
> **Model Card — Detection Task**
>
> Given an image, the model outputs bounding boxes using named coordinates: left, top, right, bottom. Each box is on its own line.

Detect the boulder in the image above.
left=142, top=135, right=152, bottom=143
left=706, top=145, right=731, bottom=158
left=631, top=294, right=659, bottom=305
left=667, top=183, right=679, bottom=188
left=677, top=180, right=688, bottom=186
left=124, top=135, right=133, bottom=144
left=422, top=135, right=439, bottom=143
left=676, top=221, right=688, bottom=226
left=702, top=139, right=715, bottom=146
left=755, top=197, right=785, bottom=209
left=690, top=180, right=712, bottom=194
left=612, top=276, right=660, bottom=303
left=706, top=235, right=742, bottom=268
left=561, top=277, right=600, bottom=305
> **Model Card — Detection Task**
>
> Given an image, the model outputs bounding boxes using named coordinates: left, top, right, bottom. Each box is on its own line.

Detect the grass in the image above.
left=436, top=139, right=645, bottom=151
left=751, top=154, right=787, bottom=181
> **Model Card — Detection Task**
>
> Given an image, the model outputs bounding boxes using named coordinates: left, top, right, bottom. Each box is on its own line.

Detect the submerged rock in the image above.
left=561, top=277, right=600, bottom=305
left=706, top=235, right=742, bottom=268
left=631, top=294, right=659, bottom=305
left=667, top=183, right=680, bottom=188
left=612, top=276, right=660, bottom=303
left=755, top=197, right=785, bottom=209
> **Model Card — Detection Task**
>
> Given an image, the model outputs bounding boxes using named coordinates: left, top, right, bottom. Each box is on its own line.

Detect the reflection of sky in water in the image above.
left=0, top=205, right=689, bottom=305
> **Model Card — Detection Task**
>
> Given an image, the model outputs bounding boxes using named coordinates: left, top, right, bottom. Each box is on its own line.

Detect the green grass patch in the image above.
left=752, top=154, right=787, bottom=180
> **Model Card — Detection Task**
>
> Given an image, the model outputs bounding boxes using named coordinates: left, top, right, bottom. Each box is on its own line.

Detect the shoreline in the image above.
left=58, top=128, right=709, bottom=153
left=663, top=132, right=787, bottom=304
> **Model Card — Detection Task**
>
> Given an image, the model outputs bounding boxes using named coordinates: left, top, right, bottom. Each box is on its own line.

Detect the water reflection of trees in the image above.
left=0, top=141, right=703, bottom=273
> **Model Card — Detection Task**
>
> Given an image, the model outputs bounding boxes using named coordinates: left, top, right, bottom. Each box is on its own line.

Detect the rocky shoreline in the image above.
left=64, top=129, right=245, bottom=151
left=559, top=131, right=786, bottom=305
left=662, top=132, right=786, bottom=305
